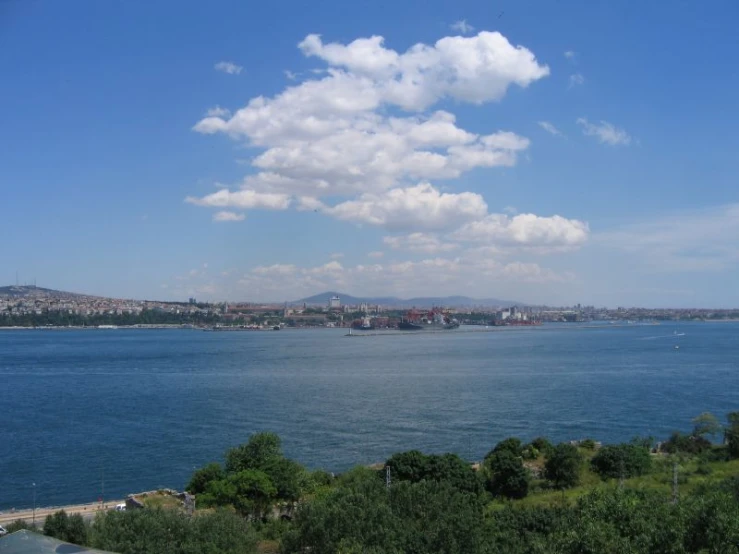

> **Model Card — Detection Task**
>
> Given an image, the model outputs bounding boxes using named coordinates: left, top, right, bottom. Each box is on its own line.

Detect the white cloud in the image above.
left=368, top=251, right=384, bottom=258
left=538, top=121, right=564, bottom=137
left=214, top=61, right=243, bottom=75
left=185, top=189, right=291, bottom=210
left=568, top=73, right=585, bottom=88
left=330, top=252, right=344, bottom=259
left=298, top=31, right=549, bottom=110
left=576, top=118, right=631, bottom=146
left=383, top=233, right=459, bottom=254
left=450, top=20, right=475, bottom=34
left=452, top=213, right=590, bottom=250
left=284, top=70, right=299, bottom=80
left=564, top=50, right=576, bottom=60
left=213, top=211, right=245, bottom=222
left=324, top=183, right=488, bottom=231
left=206, top=106, right=231, bottom=118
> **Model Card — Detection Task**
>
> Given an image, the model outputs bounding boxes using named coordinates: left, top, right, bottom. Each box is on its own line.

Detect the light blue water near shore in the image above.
left=1, top=322, right=737, bottom=510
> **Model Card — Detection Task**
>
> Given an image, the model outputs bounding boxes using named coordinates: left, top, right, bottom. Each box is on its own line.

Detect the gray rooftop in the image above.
left=0, top=530, right=117, bottom=554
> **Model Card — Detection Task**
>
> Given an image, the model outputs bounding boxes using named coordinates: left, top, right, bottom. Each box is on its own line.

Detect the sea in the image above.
left=1, top=322, right=737, bottom=510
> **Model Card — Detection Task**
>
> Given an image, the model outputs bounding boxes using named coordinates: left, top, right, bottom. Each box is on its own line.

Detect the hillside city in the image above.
left=1, top=286, right=737, bottom=328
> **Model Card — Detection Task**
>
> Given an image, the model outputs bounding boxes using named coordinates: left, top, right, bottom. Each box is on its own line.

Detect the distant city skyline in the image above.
left=2, top=0, right=739, bottom=308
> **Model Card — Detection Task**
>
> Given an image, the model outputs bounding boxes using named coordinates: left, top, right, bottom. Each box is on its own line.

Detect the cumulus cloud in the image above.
left=452, top=213, right=590, bottom=250
left=383, top=233, right=459, bottom=254
left=185, top=189, right=291, bottom=210
left=538, top=121, right=564, bottom=137
left=213, top=211, right=245, bottom=222
left=298, top=31, right=549, bottom=109
left=188, top=29, right=588, bottom=253
left=568, top=73, right=585, bottom=88
left=214, top=61, right=243, bottom=75
left=450, top=20, right=475, bottom=34
left=576, top=118, right=631, bottom=146
left=324, top=183, right=488, bottom=231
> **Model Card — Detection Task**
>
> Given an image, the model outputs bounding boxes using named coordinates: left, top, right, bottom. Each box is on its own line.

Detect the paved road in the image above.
left=0, top=500, right=124, bottom=527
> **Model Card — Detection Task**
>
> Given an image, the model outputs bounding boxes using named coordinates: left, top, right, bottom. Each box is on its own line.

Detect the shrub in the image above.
left=591, top=444, right=652, bottom=480
left=485, top=450, right=530, bottom=499
left=544, top=443, right=583, bottom=489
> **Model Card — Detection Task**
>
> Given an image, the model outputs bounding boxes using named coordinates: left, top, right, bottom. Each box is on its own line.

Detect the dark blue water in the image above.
left=1, top=323, right=737, bottom=510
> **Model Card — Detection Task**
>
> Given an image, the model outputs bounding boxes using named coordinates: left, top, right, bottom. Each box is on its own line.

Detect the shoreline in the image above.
left=2, top=320, right=738, bottom=332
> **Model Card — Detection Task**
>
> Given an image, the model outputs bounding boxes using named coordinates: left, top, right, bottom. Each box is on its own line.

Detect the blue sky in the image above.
left=2, top=0, right=738, bottom=307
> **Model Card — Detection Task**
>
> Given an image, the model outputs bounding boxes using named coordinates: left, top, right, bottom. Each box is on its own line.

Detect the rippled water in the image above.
left=1, top=322, right=737, bottom=510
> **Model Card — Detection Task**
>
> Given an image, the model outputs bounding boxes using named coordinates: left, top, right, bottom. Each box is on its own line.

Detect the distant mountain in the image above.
left=294, top=291, right=522, bottom=308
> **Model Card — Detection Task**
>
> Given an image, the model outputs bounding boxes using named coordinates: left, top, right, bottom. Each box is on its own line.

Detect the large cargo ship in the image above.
left=398, top=309, right=459, bottom=330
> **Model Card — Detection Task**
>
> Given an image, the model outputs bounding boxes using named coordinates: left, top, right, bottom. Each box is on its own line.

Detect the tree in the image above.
left=544, top=443, right=583, bottom=489
left=225, top=432, right=282, bottom=473
left=90, top=507, right=257, bottom=554
left=485, top=437, right=523, bottom=460
left=187, top=462, right=224, bottom=494
left=725, top=412, right=739, bottom=459
left=227, top=469, right=277, bottom=519
left=591, top=444, right=651, bottom=480
left=530, top=437, right=554, bottom=457
left=385, top=451, right=482, bottom=494
left=692, top=412, right=721, bottom=439
left=42, top=510, right=88, bottom=545
left=485, top=449, right=530, bottom=499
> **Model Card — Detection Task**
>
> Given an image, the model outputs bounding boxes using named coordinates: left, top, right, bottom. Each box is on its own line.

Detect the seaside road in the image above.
left=0, top=500, right=124, bottom=527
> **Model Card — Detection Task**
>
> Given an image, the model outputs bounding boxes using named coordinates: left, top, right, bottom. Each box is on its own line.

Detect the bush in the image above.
left=386, top=450, right=482, bottom=494
left=662, top=432, right=711, bottom=455
left=4, top=519, right=31, bottom=533
left=580, top=438, right=597, bottom=450
left=43, top=510, right=88, bottom=545
left=530, top=437, right=554, bottom=457
left=544, top=443, right=583, bottom=489
left=90, top=508, right=257, bottom=554
left=591, top=444, right=652, bottom=480
left=485, top=437, right=523, bottom=460
left=186, top=462, right=224, bottom=494
left=485, top=450, right=530, bottom=499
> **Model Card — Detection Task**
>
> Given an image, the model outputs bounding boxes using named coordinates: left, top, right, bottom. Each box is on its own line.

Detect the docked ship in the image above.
left=351, top=316, right=375, bottom=330
left=398, top=309, right=459, bottom=330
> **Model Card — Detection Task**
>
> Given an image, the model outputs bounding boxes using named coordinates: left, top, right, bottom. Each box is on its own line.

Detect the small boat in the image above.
left=272, top=325, right=281, bottom=331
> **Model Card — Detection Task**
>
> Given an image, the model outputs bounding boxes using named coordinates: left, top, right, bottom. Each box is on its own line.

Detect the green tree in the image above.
left=385, top=451, right=482, bottom=494
left=591, top=444, right=651, bottom=480
left=692, top=412, right=721, bottom=439
left=187, top=462, right=224, bottom=494
left=486, top=437, right=523, bottom=459
left=227, top=469, right=277, bottom=519
left=530, top=437, right=555, bottom=457
left=725, top=411, right=739, bottom=459
left=90, top=507, right=257, bottom=554
left=544, top=443, right=583, bottom=489
left=485, top=449, right=530, bottom=499
left=66, top=514, right=88, bottom=546
left=4, top=519, right=31, bottom=533
left=225, top=432, right=282, bottom=473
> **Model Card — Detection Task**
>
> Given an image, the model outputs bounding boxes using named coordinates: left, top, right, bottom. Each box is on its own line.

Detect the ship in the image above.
left=398, top=309, right=459, bottom=331
left=351, top=316, right=375, bottom=330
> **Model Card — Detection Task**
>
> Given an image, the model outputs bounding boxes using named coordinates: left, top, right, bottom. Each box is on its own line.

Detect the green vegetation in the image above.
left=544, top=443, right=583, bottom=488
left=591, top=442, right=652, bottom=480
left=29, top=411, right=739, bottom=554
